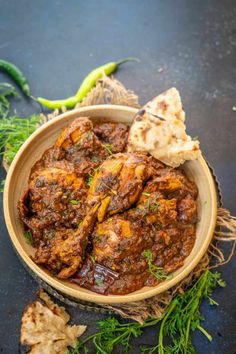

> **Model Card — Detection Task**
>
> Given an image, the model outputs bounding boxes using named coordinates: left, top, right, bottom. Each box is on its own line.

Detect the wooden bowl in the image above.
left=3, top=105, right=217, bottom=304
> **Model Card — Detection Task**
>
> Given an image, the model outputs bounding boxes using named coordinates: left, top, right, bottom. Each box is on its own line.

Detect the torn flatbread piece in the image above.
left=128, top=87, right=201, bottom=167
left=20, top=290, right=86, bottom=354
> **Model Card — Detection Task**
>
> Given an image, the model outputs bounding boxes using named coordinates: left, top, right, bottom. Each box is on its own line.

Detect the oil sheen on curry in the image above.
left=18, top=117, right=198, bottom=295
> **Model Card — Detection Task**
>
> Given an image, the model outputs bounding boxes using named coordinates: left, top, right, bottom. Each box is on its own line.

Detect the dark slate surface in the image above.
left=0, top=0, right=236, bottom=353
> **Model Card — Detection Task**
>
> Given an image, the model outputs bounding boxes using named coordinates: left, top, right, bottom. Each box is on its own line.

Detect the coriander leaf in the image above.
left=149, top=202, right=159, bottom=212
left=70, top=200, right=79, bottom=205
left=91, top=156, right=98, bottom=163
left=87, top=174, right=93, bottom=187
left=23, top=230, right=33, bottom=245
left=143, top=249, right=170, bottom=281
left=90, top=255, right=96, bottom=264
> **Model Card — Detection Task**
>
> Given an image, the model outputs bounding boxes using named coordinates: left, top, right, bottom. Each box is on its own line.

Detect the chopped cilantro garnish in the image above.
left=70, top=200, right=79, bottom=205
left=24, top=230, right=33, bottom=245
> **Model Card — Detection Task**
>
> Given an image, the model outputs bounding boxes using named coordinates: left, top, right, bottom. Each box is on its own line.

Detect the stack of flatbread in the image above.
left=20, top=290, right=86, bottom=354
left=128, top=87, right=201, bottom=167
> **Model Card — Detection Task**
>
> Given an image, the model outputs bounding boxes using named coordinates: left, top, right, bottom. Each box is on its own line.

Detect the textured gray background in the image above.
left=0, top=0, right=236, bottom=353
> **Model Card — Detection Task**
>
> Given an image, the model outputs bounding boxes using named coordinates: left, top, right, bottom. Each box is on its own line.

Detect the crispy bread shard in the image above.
left=20, top=290, right=86, bottom=354
left=128, top=87, right=201, bottom=167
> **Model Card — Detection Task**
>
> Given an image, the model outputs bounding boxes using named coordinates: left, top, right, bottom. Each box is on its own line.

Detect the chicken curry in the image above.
left=18, top=117, right=198, bottom=295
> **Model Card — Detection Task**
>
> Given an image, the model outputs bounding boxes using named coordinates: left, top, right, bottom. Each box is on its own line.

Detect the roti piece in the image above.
left=128, top=87, right=201, bottom=167
left=20, top=290, right=86, bottom=354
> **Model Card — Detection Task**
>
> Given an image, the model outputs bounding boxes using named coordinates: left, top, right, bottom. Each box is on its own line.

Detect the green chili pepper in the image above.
left=0, top=59, right=31, bottom=96
left=37, top=57, right=139, bottom=109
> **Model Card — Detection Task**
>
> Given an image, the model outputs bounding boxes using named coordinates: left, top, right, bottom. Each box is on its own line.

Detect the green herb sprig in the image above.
left=143, top=249, right=170, bottom=281
left=70, top=200, right=80, bottom=205
left=0, top=179, right=5, bottom=193
left=87, top=174, right=94, bottom=187
left=90, top=255, right=96, bottom=264
left=68, top=270, right=225, bottom=354
left=0, top=114, right=41, bottom=164
left=68, top=317, right=162, bottom=354
left=149, top=202, right=159, bottom=212
left=87, top=167, right=100, bottom=187
left=0, top=83, right=18, bottom=119
left=141, top=269, right=225, bottom=354
left=23, top=230, right=34, bottom=245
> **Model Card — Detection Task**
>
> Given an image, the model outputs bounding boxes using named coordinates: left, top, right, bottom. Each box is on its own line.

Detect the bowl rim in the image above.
left=3, top=104, right=218, bottom=304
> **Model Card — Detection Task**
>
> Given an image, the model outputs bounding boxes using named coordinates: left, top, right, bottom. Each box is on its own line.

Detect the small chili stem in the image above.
left=116, top=57, right=140, bottom=65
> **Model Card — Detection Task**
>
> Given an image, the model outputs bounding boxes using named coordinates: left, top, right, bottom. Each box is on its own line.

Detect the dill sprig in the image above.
left=68, top=270, right=225, bottom=354
left=0, top=114, right=41, bottom=164
left=0, top=83, right=18, bottom=119
left=141, top=269, right=225, bottom=354
left=143, top=249, right=170, bottom=281
left=68, top=317, right=162, bottom=354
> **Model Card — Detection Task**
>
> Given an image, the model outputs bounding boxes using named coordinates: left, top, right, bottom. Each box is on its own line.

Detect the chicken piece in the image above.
left=178, top=194, right=198, bottom=223
left=92, top=193, right=178, bottom=274
left=92, top=215, right=153, bottom=274
left=149, top=168, right=198, bottom=199
left=31, top=118, right=109, bottom=180
left=55, top=117, right=93, bottom=149
left=92, top=171, right=198, bottom=276
left=54, top=204, right=100, bottom=278
left=34, top=203, right=99, bottom=278
left=30, top=146, right=62, bottom=177
left=134, top=181, right=178, bottom=227
left=55, top=117, right=109, bottom=176
left=55, top=117, right=98, bottom=173
left=161, top=224, right=196, bottom=272
left=87, top=153, right=151, bottom=222
left=34, top=228, right=74, bottom=270
left=18, top=164, right=87, bottom=240
left=94, top=122, right=129, bottom=153
left=89, top=220, right=196, bottom=294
